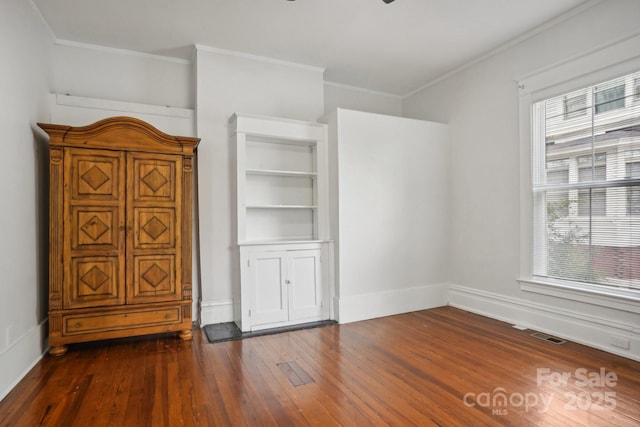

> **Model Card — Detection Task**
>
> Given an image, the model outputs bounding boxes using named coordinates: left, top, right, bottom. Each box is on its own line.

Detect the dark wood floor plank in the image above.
left=249, top=335, right=347, bottom=426
left=261, top=329, right=390, bottom=425
left=0, top=306, right=639, bottom=426
left=286, top=330, right=422, bottom=425
left=234, top=337, right=331, bottom=426
left=175, top=340, right=215, bottom=427
left=333, top=317, right=507, bottom=426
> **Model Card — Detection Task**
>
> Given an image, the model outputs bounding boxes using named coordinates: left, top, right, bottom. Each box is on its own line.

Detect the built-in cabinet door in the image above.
left=288, top=250, right=322, bottom=321
left=249, top=251, right=289, bottom=326
left=248, top=249, right=322, bottom=328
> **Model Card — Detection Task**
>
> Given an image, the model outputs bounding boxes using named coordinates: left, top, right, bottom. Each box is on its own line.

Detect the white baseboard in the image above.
left=337, top=283, right=449, bottom=324
left=0, top=320, right=48, bottom=401
left=199, top=299, right=234, bottom=326
left=449, top=284, right=640, bottom=362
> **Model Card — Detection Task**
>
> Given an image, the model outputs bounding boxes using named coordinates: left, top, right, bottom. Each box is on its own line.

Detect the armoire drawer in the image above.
left=63, top=307, right=181, bottom=335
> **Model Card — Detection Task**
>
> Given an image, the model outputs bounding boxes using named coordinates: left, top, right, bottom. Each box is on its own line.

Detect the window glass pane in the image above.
left=595, top=82, right=625, bottom=114
left=628, top=162, right=640, bottom=215
left=533, top=69, right=640, bottom=290
left=578, top=163, right=606, bottom=216
left=545, top=202, right=591, bottom=281
left=628, top=186, right=640, bottom=216
left=546, top=168, right=568, bottom=184
left=578, top=189, right=605, bottom=216
left=564, top=93, right=587, bottom=119
left=546, top=189, right=570, bottom=218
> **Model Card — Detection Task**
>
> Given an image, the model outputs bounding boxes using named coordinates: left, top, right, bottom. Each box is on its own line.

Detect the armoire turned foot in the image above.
left=38, top=117, right=200, bottom=357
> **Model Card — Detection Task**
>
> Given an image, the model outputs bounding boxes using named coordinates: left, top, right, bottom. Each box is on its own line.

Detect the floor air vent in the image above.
left=530, top=332, right=566, bottom=345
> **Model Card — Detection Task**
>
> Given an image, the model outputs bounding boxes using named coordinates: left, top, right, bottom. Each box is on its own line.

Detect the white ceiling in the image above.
left=33, top=0, right=589, bottom=96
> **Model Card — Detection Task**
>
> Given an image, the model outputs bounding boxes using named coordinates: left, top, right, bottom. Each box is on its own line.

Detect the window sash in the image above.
left=532, top=70, right=640, bottom=291
left=533, top=178, right=640, bottom=192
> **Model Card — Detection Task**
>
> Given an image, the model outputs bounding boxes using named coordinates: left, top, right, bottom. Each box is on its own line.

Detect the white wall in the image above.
left=404, top=0, right=640, bottom=360
left=51, top=41, right=193, bottom=109
left=48, top=94, right=195, bottom=136
left=0, top=0, right=53, bottom=400
left=326, top=109, right=449, bottom=323
left=195, top=46, right=325, bottom=325
left=324, top=82, right=403, bottom=117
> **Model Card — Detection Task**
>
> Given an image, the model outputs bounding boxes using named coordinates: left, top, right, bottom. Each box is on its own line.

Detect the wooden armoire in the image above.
left=38, top=117, right=200, bottom=356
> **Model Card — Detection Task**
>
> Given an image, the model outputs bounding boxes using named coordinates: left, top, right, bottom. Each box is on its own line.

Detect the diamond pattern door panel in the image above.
left=69, top=151, right=122, bottom=201
left=68, top=258, right=124, bottom=308
left=134, top=208, right=175, bottom=248
left=130, top=255, right=177, bottom=303
left=133, top=157, right=177, bottom=202
left=72, top=207, right=120, bottom=250
left=64, top=148, right=126, bottom=310
left=127, top=152, right=182, bottom=304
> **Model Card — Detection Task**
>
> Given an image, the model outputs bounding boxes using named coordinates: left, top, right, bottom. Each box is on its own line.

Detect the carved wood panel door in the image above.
left=127, top=152, right=183, bottom=304
left=63, top=148, right=126, bottom=309
left=62, top=149, right=184, bottom=309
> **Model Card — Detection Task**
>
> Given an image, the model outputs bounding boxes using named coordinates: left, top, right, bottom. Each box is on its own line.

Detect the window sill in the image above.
left=519, top=277, right=640, bottom=314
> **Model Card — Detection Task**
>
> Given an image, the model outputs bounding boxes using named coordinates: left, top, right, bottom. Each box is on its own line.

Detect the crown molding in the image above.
left=324, top=81, right=402, bottom=99
left=195, top=44, right=324, bottom=73
left=55, top=39, right=192, bottom=65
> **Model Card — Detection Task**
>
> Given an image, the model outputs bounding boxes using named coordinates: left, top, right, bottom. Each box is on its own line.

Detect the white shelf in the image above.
left=231, top=112, right=328, bottom=244
left=246, top=169, right=317, bottom=178
left=245, top=139, right=315, bottom=172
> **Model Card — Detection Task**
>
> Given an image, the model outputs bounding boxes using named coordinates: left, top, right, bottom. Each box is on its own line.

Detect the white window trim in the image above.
left=518, top=32, right=640, bottom=311
left=518, top=278, right=640, bottom=314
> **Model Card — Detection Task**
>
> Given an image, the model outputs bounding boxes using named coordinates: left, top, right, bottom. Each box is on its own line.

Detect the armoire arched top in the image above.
left=38, top=116, right=200, bottom=154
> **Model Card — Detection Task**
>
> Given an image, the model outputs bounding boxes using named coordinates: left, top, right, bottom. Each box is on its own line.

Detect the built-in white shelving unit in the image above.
left=230, top=113, right=331, bottom=332
left=231, top=114, right=328, bottom=243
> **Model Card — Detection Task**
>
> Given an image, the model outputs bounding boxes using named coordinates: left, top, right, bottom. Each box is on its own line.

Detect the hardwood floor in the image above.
left=0, top=307, right=638, bottom=426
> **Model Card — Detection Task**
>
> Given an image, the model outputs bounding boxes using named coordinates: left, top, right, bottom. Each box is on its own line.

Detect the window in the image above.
left=628, top=161, right=640, bottom=216
left=635, top=77, right=640, bottom=102
left=563, top=93, right=587, bottom=119
left=594, top=81, right=625, bottom=114
left=532, top=70, right=640, bottom=290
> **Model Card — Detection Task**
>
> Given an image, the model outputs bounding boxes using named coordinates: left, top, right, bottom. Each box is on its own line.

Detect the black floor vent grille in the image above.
left=530, top=332, right=566, bottom=345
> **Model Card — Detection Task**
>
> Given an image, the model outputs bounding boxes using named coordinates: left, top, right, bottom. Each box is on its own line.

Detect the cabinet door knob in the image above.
left=285, top=279, right=291, bottom=284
